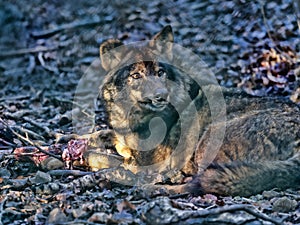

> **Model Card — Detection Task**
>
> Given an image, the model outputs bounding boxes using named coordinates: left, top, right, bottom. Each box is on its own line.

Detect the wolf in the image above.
left=97, top=25, right=300, bottom=196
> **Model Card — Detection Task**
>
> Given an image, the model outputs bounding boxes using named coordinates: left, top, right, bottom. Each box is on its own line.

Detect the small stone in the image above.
left=71, top=208, right=86, bottom=218
left=47, top=208, right=68, bottom=224
left=272, top=197, right=298, bottom=212
left=290, top=88, right=300, bottom=104
left=250, top=194, right=263, bottom=201
left=0, top=168, right=11, bottom=178
left=88, top=212, right=110, bottom=223
left=262, top=190, right=280, bottom=199
left=29, top=171, right=52, bottom=184
left=41, top=157, right=64, bottom=170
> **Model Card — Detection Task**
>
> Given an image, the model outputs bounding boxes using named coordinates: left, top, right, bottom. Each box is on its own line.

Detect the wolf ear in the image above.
left=152, top=25, right=174, bottom=43
left=150, top=25, right=174, bottom=59
left=100, top=39, right=123, bottom=71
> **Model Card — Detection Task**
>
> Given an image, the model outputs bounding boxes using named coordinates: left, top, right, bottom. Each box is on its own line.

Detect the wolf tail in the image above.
left=181, top=154, right=300, bottom=196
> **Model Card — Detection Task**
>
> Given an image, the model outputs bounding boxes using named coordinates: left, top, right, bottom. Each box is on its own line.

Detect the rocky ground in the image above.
left=0, top=0, right=300, bottom=224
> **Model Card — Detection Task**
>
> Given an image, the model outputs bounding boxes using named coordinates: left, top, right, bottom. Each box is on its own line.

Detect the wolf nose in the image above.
left=154, top=88, right=168, bottom=102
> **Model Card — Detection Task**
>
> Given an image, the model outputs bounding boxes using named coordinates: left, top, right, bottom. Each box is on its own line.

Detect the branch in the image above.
left=31, top=19, right=102, bottom=39
left=0, top=118, right=62, bottom=161
left=12, top=125, right=46, bottom=142
left=12, top=131, right=61, bottom=161
left=0, top=46, right=58, bottom=59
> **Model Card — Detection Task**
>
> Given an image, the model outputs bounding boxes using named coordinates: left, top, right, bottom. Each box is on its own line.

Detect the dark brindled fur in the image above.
left=98, top=26, right=300, bottom=196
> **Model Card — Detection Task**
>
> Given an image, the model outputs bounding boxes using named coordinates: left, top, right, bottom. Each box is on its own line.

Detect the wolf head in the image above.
left=99, top=26, right=177, bottom=112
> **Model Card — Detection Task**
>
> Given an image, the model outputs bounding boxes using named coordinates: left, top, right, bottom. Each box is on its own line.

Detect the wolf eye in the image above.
left=130, top=73, right=142, bottom=79
left=158, top=69, right=166, bottom=77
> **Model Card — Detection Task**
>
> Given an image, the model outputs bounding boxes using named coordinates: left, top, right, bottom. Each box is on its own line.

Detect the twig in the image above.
left=0, top=147, right=13, bottom=152
left=0, top=95, right=31, bottom=103
left=31, top=18, right=102, bottom=39
left=0, top=196, right=7, bottom=225
left=26, top=54, right=36, bottom=74
left=0, top=118, right=61, bottom=161
left=49, top=169, right=93, bottom=177
left=12, top=126, right=46, bottom=142
left=293, top=0, right=300, bottom=32
left=37, top=52, right=59, bottom=74
left=55, top=220, right=96, bottom=225
left=169, top=192, right=190, bottom=199
left=4, top=111, right=32, bottom=120
left=260, top=1, right=294, bottom=62
left=3, top=111, right=48, bottom=140
left=12, top=131, right=61, bottom=161
left=0, top=138, right=16, bottom=147
left=191, top=204, right=283, bottom=225
left=53, top=97, right=94, bottom=117
left=23, top=116, right=54, bottom=137
left=0, top=46, right=58, bottom=59
left=243, top=207, right=284, bottom=225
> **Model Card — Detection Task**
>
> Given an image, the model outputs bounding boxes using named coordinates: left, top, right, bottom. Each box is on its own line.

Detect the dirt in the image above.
left=0, top=0, right=300, bottom=224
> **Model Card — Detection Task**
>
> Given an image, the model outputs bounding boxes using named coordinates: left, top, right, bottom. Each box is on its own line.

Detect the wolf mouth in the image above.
left=138, top=100, right=168, bottom=111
